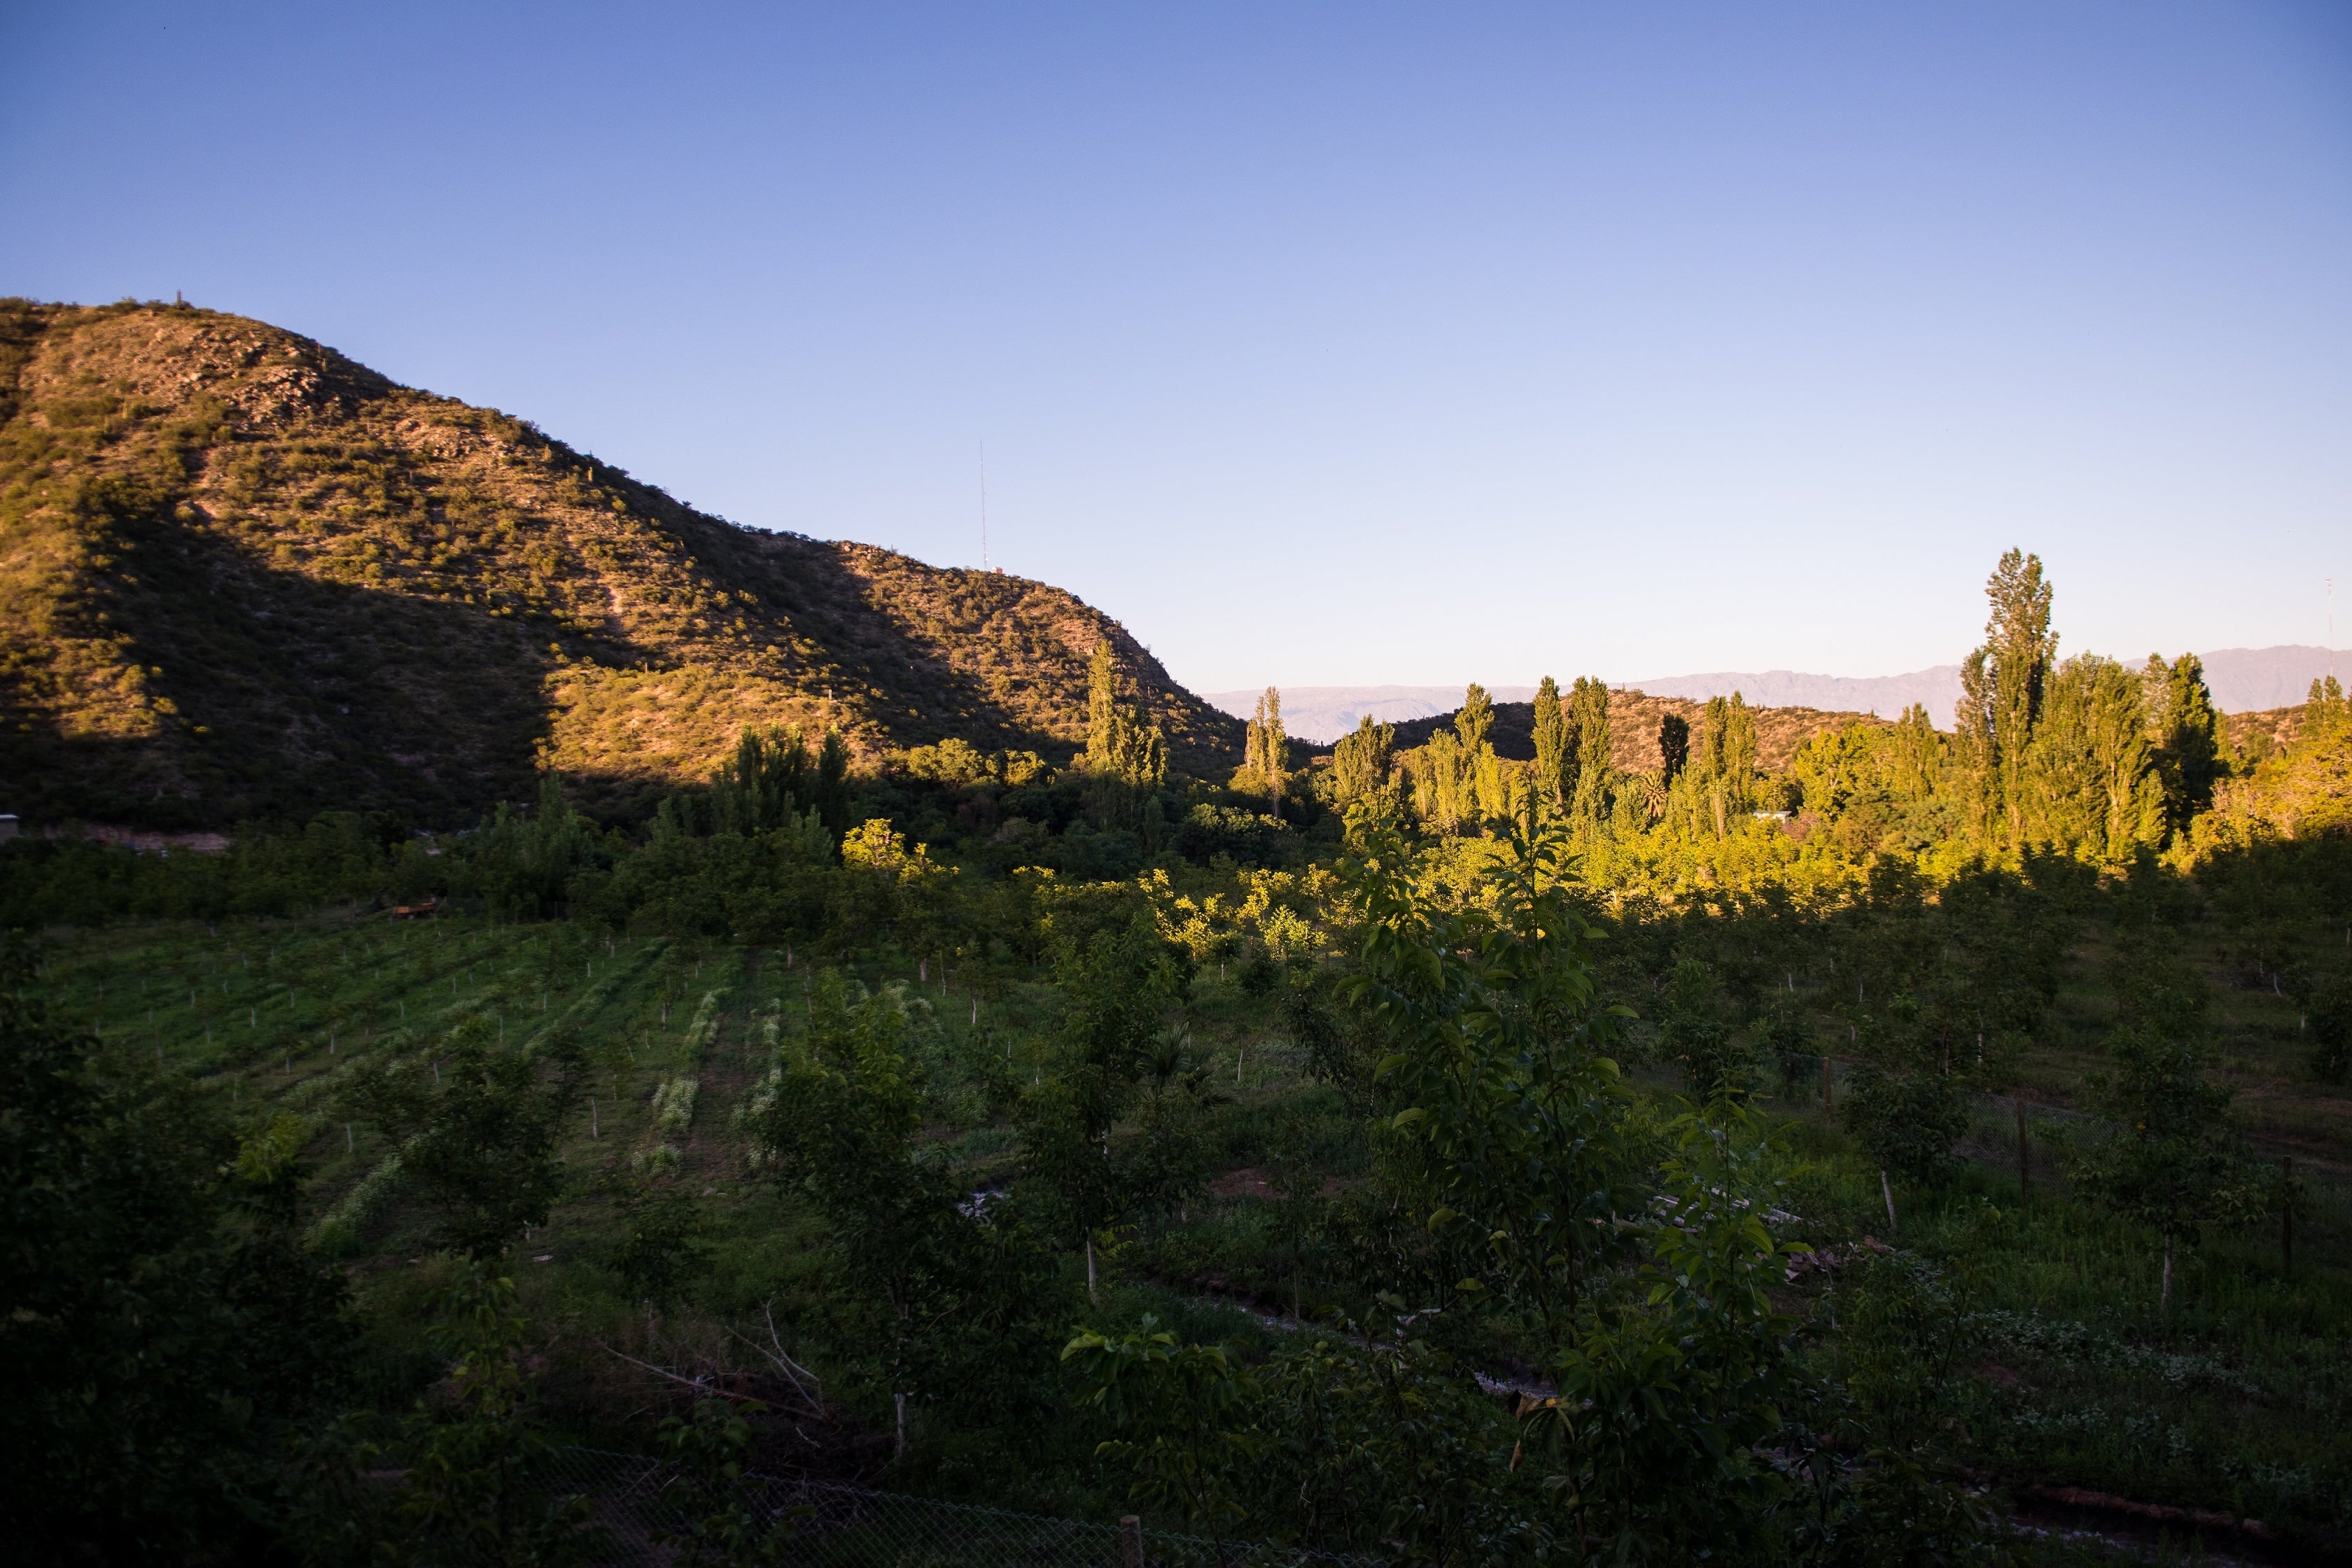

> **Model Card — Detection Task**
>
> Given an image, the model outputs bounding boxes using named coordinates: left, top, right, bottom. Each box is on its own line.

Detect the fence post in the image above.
left=1120, top=1514, right=1145, bottom=1568
left=2015, top=1100, right=2030, bottom=1200
left=2283, top=1157, right=2295, bottom=1278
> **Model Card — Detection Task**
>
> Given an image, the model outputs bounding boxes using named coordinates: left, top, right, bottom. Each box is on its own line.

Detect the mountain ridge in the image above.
left=0, top=299, right=1241, bottom=829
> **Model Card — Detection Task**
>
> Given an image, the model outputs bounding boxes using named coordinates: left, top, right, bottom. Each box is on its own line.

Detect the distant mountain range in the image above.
left=1208, top=647, right=2346, bottom=745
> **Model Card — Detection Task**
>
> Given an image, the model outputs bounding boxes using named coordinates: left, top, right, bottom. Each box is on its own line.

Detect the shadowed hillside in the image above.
left=0, top=299, right=1240, bottom=828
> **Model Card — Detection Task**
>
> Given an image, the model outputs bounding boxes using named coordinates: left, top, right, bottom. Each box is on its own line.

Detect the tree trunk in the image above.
left=1085, top=1231, right=1097, bottom=1301
left=895, top=1391, right=906, bottom=1461
left=1881, top=1170, right=1897, bottom=1234
left=2162, top=1233, right=2173, bottom=1309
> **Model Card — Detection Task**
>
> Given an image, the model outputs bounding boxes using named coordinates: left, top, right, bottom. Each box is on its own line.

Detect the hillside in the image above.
left=1383, top=688, right=1879, bottom=774
left=0, top=300, right=1242, bottom=829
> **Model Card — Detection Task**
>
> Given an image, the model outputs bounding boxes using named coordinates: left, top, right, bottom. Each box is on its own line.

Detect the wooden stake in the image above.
left=2283, top=1156, right=2295, bottom=1278
left=2015, top=1100, right=2031, bottom=1200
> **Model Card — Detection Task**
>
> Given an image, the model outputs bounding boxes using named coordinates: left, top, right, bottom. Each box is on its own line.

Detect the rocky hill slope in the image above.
left=0, top=300, right=1241, bottom=828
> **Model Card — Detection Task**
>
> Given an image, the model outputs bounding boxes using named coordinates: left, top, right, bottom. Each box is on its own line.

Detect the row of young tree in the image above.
left=8, top=821, right=2086, bottom=1562
left=1300, top=552, right=2333, bottom=883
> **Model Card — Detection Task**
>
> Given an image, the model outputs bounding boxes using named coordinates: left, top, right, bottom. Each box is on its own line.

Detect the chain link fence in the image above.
left=524, top=1447, right=1383, bottom=1568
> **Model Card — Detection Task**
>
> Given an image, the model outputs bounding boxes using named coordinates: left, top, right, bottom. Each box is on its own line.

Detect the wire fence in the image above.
left=507, top=1447, right=1384, bottom=1568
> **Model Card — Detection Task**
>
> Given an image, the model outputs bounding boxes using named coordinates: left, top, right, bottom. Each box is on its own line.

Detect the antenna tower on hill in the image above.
left=980, top=441, right=990, bottom=572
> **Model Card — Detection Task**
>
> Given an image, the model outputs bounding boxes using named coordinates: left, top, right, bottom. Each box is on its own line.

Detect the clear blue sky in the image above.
left=4, top=3, right=2347, bottom=692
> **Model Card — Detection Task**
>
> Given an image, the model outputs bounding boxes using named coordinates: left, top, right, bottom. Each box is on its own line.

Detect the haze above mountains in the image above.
left=1210, top=647, right=2346, bottom=745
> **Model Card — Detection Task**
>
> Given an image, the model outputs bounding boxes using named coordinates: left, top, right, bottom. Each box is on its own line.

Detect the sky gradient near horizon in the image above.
left=4, top=3, right=2347, bottom=693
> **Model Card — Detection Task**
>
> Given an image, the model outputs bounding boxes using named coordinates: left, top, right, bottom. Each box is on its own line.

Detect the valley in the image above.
left=4, top=302, right=2350, bottom=1566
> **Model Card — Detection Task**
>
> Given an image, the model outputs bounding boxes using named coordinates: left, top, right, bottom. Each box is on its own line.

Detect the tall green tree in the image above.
left=1085, top=642, right=1170, bottom=792
left=1330, top=714, right=1394, bottom=810
left=710, top=725, right=814, bottom=836
left=1691, top=693, right=1757, bottom=836
left=467, top=775, right=598, bottom=920
left=1455, top=682, right=1494, bottom=755
left=1245, top=685, right=1287, bottom=814
left=1568, top=676, right=1614, bottom=826
left=2143, top=652, right=2223, bottom=836
left=2025, top=654, right=2164, bottom=862
left=1656, top=711, right=1689, bottom=789
left=1418, top=728, right=1469, bottom=836
left=1446, top=682, right=1513, bottom=824
left=1956, top=549, right=2057, bottom=848
left=1533, top=676, right=1572, bottom=812
left=815, top=727, right=853, bottom=839
left=1886, top=703, right=1941, bottom=805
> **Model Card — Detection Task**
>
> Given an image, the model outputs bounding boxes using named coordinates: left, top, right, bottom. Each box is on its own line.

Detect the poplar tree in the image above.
left=2144, top=652, right=2222, bottom=835
left=1455, top=683, right=1494, bottom=755
left=1886, top=704, right=1941, bottom=804
left=711, top=726, right=816, bottom=836
left=1656, top=713, right=1689, bottom=788
left=1245, top=687, right=1286, bottom=814
left=1956, top=550, right=2057, bottom=847
left=1474, top=743, right=1511, bottom=822
left=1086, top=641, right=1120, bottom=766
left=1693, top=694, right=1755, bottom=836
left=816, top=729, right=853, bottom=838
left=1723, top=694, right=1757, bottom=812
left=1422, top=729, right=1469, bottom=836
left=1568, top=677, right=1613, bottom=825
left=1534, top=676, right=1572, bottom=811
left=2024, top=655, right=2163, bottom=861
left=1086, top=643, right=1170, bottom=790
left=1331, top=715, right=1394, bottom=808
